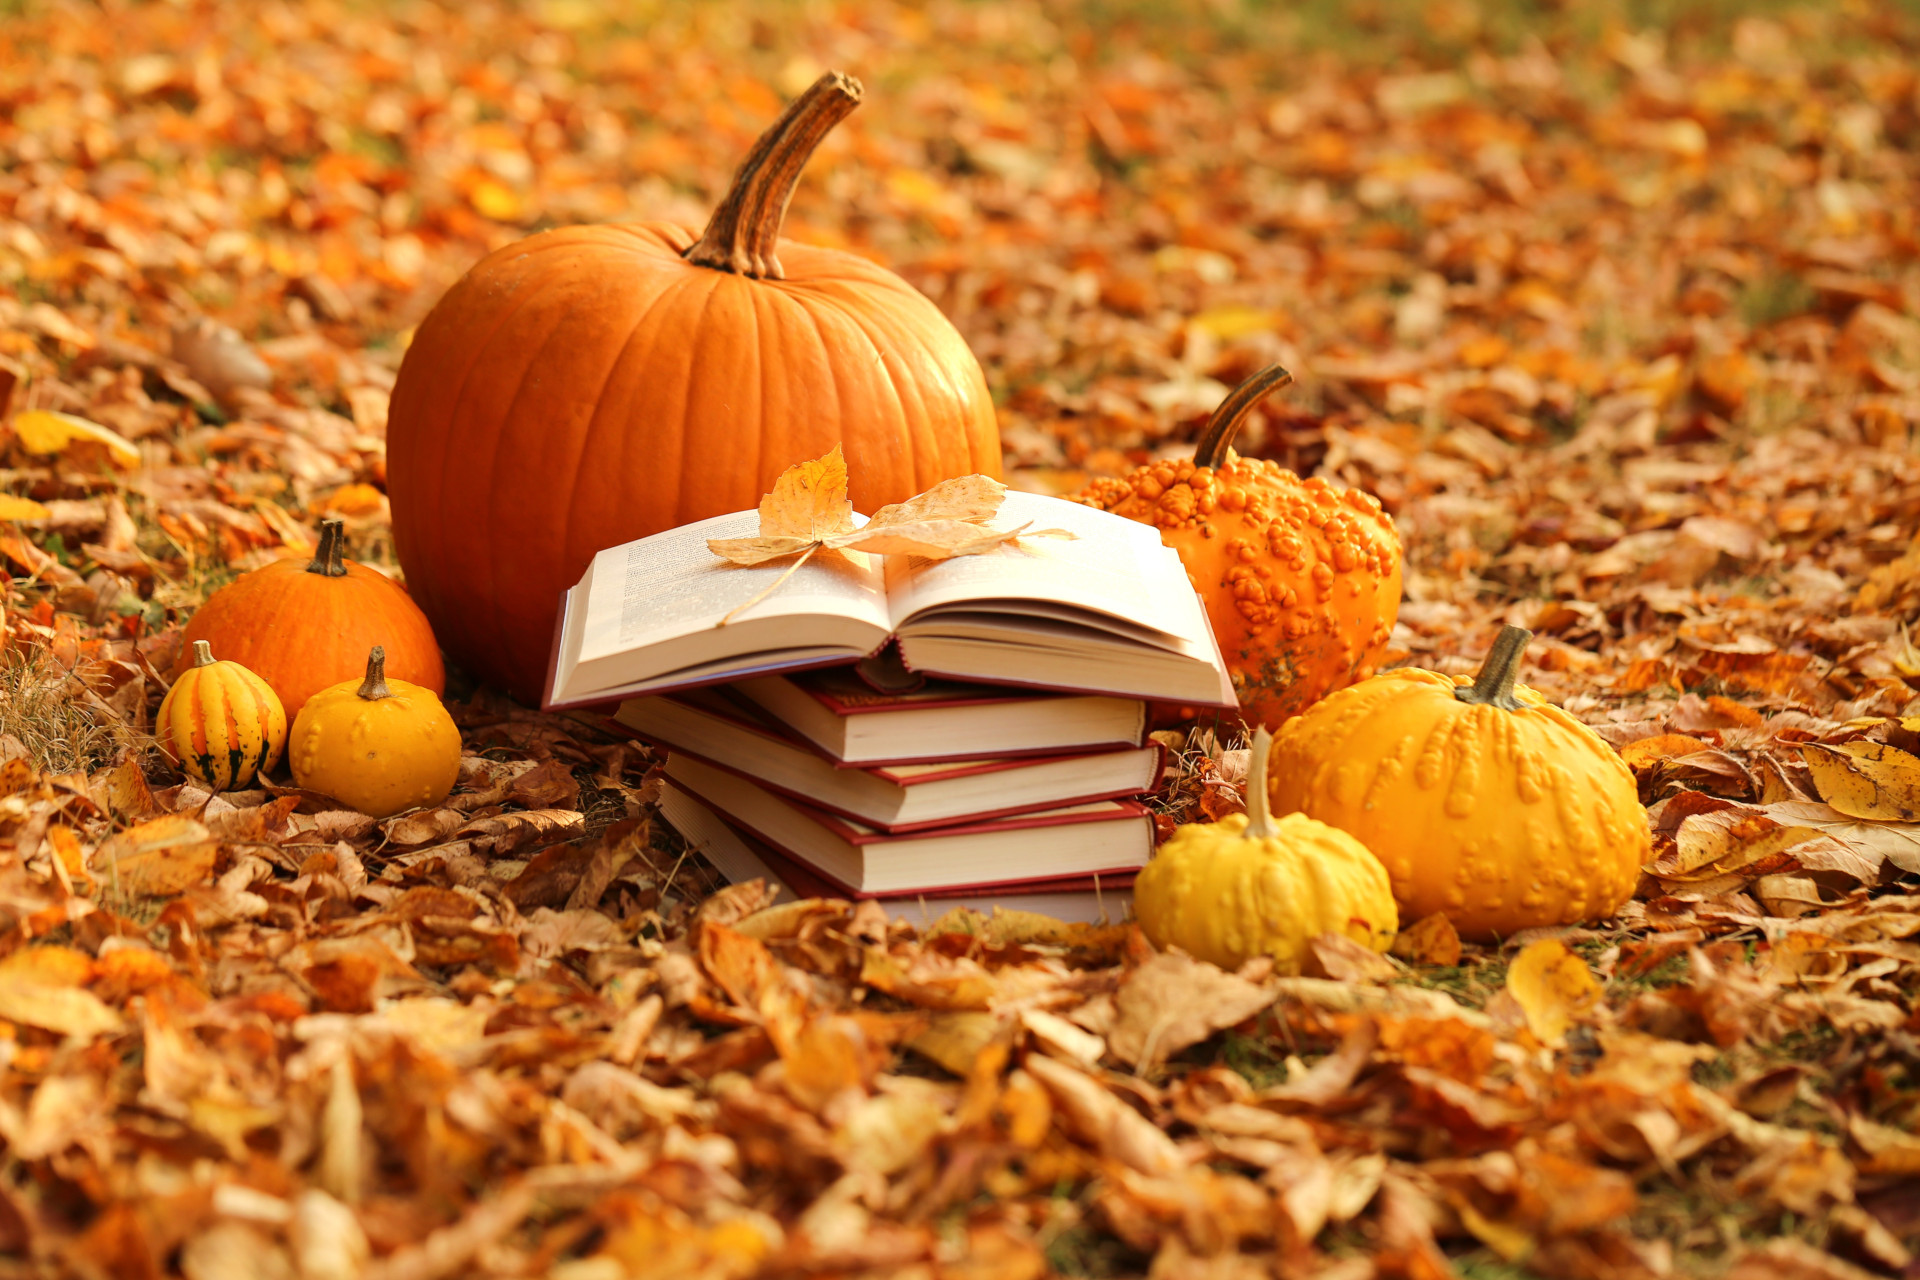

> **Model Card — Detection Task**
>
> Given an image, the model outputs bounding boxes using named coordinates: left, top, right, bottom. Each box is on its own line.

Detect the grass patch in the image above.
left=1405, top=957, right=1511, bottom=1009
left=1043, top=1219, right=1149, bottom=1279
left=0, top=644, right=143, bottom=775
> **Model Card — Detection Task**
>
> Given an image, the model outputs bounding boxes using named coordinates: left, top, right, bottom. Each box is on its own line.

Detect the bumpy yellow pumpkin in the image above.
left=156, top=640, right=287, bottom=790
left=1268, top=625, right=1651, bottom=940
left=1133, top=727, right=1397, bottom=973
left=291, top=646, right=461, bottom=818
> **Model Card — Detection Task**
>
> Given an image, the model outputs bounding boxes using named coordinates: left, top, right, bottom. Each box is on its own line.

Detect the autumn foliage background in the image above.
left=2, top=1, right=1920, bottom=1277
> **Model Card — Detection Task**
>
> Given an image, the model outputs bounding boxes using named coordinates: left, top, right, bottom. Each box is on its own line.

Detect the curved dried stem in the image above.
left=1192, top=364, right=1295, bottom=470
left=356, top=645, right=392, bottom=700
left=1244, top=727, right=1277, bottom=839
left=1455, top=625, right=1532, bottom=711
left=306, top=518, right=348, bottom=578
left=683, top=72, right=863, bottom=281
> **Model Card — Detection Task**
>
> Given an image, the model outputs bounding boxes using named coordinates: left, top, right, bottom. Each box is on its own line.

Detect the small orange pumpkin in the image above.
left=1076, top=365, right=1403, bottom=729
left=386, top=72, right=1001, bottom=704
left=175, top=518, right=444, bottom=721
left=156, top=641, right=287, bottom=791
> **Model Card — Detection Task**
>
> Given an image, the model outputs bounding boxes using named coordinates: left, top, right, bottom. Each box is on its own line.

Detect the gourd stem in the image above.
left=682, top=72, right=863, bottom=281
left=1244, top=727, right=1277, bottom=839
left=1192, top=364, right=1294, bottom=470
left=306, top=518, right=348, bottom=578
left=1455, top=625, right=1533, bottom=711
left=356, top=646, right=392, bottom=701
left=191, top=639, right=215, bottom=668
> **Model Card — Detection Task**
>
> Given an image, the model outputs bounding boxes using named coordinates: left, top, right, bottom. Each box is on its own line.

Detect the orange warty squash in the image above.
left=386, top=72, right=1001, bottom=704
left=156, top=641, right=287, bottom=791
left=1267, top=626, right=1651, bottom=940
left=175, top=519, right=445, bottom=721
left=1076, top=365, right=1402, bottom=729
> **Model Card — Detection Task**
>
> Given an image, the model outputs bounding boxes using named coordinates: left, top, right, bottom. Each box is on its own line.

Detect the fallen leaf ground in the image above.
left=2, top=1, right=1919, bottom=1278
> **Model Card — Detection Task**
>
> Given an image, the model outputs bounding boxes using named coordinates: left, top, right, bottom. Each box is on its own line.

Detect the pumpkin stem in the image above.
left=191, top=639, right=216, bottom=668
left=1456, top=625, right=1533, bottom=711
left=306, top=518, right=348, bottom=578
left=1192, top=364, right=1295, bottom=470
left=356, top=646, right=392, bottom=700
left=682, top=71, right=863, bottom=281
left=1243, top=727, right=1277, bottom=839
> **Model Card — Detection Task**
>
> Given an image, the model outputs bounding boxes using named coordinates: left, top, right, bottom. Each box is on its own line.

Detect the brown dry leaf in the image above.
left=1391, top=913, right=1463, bottom=967
left=92, top=813, right=217, bottom=897
left=1504, top=939, right=1603, bottom=1048
left=1723, top=1238, right=1888, bottom=1280
left=1618, top=733, right=1715, bottom=769
left=1650, top=807, right=1859, bottom=885
left=708, top=448, right=1069, bottom=568
left=1022, top=1053, right=1183, bottom=1176
left=1799, top=741, right=1920, bottom=822
left=1104, top=950, right=1276, bottom=1068
left=452, top=808, right=584, bottom=856
left=1761, top=802, right=1920, bottom=877
left=0, top=979, right=124, bottom=1039
left=1306, top=930, right=1399, bottom=982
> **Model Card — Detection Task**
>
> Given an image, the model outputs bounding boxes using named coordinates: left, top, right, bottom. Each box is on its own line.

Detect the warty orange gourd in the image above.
left=1075, top=365, right=1401, bottom=730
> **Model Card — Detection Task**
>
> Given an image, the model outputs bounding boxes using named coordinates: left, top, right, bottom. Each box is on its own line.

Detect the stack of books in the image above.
left=543, top=489, right=1236, bottom=922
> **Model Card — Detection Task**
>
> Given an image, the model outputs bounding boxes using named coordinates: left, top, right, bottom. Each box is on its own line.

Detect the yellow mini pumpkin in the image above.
left=291, top=646, right=461, bottom=818
left=1268, top=625, right=1651, bottom=940
left=156, top=640, right=287, bottom=790
left=1133, top=726, right=1397, bottom=973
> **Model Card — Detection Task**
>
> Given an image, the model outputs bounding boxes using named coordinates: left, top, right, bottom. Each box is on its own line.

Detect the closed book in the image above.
left=658, top=782, right=1134, bottom=926
left=729, top=668, right=1148, bottom=765
left=664, top=753, right=1152, bottom=896
left=614, top=690, right=1162, bottom=831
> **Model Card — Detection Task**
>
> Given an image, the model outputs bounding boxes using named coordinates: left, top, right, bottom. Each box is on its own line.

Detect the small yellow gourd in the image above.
left=156, top=640, right=288, bottom=791
left=290, top=645, right=461, bottom=818
left=1268, top=625, right=1651, bottom=940
left=1133, top=727, right=1397, bottom=973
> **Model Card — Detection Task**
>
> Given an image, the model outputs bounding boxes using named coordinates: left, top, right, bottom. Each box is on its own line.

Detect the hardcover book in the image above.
left=658, top=781, right=1136, bottom=926
left=615, top=690, right=1162, bottom=830
left=663, top=752, right=1153, bottom=895
left=727, top=667, right=1148, bottom=765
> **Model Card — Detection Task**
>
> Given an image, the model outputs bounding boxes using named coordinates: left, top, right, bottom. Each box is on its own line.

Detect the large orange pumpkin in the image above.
left=175, top=518, right=445, bottom=721
left=386, top=72, right=1001, bottom=703
left=1076, top=365, right=1402, bottom=729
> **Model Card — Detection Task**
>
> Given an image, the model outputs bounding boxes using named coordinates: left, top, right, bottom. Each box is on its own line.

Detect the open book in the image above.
left=543, top=490, right=1234, bottom=710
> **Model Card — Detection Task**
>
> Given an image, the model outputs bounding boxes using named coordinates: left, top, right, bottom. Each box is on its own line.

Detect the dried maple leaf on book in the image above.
left=706, top=444, right=1072, bottom=622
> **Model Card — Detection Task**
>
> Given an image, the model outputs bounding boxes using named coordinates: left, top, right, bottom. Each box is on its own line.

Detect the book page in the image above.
left=577, top=510, right=890, bottom=664
left=883, top=491, right=1207, bottom=649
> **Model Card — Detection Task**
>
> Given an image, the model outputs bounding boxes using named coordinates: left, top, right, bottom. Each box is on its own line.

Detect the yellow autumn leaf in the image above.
left=1190, top=305, right=1281, bottom=340
left=1800, top=741, right=1920, bottom=823
left=0, top=493, right=51, bottom=521
left=707, top=444, right=856, bottom=566
left=92, top=813, right=218, bottom=898
left=0, top=980, right=124, bottom=1039
left=9, top=409, right=142, bottom=469
left=1505, top=939, right=1602, bottom=1048
left=705, top=448, right=1072, bottom=622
